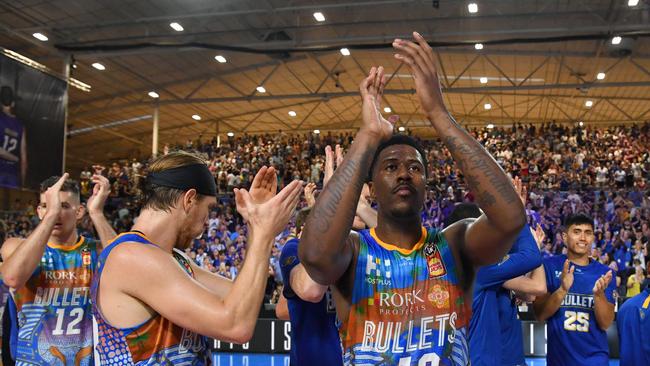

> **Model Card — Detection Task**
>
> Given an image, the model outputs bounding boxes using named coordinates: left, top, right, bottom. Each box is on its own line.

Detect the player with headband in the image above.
left=92, top=151, right=303, bottom=365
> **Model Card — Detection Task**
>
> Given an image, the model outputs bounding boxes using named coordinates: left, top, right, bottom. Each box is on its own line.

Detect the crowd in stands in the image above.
left=2, top=122, right=650, bottom=304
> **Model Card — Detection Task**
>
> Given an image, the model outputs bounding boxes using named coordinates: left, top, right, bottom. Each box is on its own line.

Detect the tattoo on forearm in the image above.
left=444, top=134, right=518, bottom=207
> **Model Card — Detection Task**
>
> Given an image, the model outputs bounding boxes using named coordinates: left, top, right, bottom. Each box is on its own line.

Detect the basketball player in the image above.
left=92, top=152, right=302, bottom=364
left=533, top=214, right=616, bottom=366
left=299, top=32, right=526, bottom=365
left=465, top=179, right=547, bottom=366
left=0, top=86, right=27, bottom=188
left=278, top=149, right=377, bottom=365
left=0, top=173, right=114, bottom=365
left=617, top=283, right=650, bottom=365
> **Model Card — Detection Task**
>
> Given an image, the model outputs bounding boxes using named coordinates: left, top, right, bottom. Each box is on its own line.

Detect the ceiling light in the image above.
left=596, top=72, right=606, bottom=80
left=32, top=33, right=48, bottom=42
left=474, top=43, right=484, bottom=50
left=148, top=91, right=159, bottom=98
left=340, top=48, right=351, bottom=56
left=585, top=100, right=593, bottom=107
left=227, top=132, right=234, bottom=137
left=611, top=36, right=622, bottom=45
left=313, top=12, right=325, bottom=22
left=256, top=86, right=266, bottom=93
left=170, top=22, right=184, bottom=32
left=480, top=77, right=488, bottom=84
left=468, top=3, right=478, bottom=13
left=91, top=62, right=105, bottom=71
left=398, top=126, right=406, bottom=132
left=384, top=107, right=392, bottom=113
left=313, top=129, right=321, bottom=134
left=288, top=111, right=297, bottom=117
left=487, top=123, right=494, bottom=129
left=628, top=0, right=639, bottom=6
left=579, top=121, right=584, bottom=126
left=192, top=114, right=201, bottom=121
left=214, top=55, right=227, bottom=63
left=484, top=103, right=492, bottom=110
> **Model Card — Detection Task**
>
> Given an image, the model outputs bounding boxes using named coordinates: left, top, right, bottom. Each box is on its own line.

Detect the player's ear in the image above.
left=76, top=204, right=86, bottom=220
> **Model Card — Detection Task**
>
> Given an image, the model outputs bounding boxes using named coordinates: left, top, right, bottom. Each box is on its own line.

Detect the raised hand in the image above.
left=560, top=259, right=575, bottom=292
left=512, top=176, right=527, bottom=206
left=335, top=145, right=344, bottom=168
left=236, top=166, right=278, bottom=221
left=235, top=180, right=303, bottom=238
left=532, top=224, right=545, bottom=250
left=304, top=182, right=317, bottom=208
left=87, top=174, right=111, bottom=215
left=249, top=166, right=277, bottom=204
left=359, top=66, right=394, bottom=142
left=324, top=145, right=335, bottom=186
left=393, top=32, right=447, bottom=117
left=43, top=174, right=69, bottom=219
left=593, top=270, right=613, bottom=295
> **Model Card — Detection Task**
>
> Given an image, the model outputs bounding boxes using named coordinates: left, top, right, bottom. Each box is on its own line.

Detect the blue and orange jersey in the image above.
left=91, top=232, right=210, bottom=365
left=340, top=227, right=471, bottom=365
left=11, top=235, right=98, bottom=366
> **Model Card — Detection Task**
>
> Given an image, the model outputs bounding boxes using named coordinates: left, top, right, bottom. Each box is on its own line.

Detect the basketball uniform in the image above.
left=279, top=237, right=342, bottom=365
left=616, top=287, right=650, bottom=366
left=469, top=225, right=541, bottom=366
left=542, top=254, right=616, bottom=366
left=340, top=227, right=471, bottom=365
left=0, top=112, right=23, bottom=188
left=11, top=236, right=98, bottom=365
left=91, top=232, right=210, bottom=365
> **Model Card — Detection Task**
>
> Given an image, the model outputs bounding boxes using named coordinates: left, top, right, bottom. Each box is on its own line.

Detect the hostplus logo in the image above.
left=365, top=255, right=392, bottom=286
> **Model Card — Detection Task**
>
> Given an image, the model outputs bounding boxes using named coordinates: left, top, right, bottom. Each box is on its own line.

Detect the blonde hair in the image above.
left=142, top=151, right=208, bottom=212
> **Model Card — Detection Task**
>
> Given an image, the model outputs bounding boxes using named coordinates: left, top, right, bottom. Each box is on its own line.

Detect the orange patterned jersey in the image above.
left=340, top=227, right=471, bottom=365
left=91, top=232, right=210, bottom=365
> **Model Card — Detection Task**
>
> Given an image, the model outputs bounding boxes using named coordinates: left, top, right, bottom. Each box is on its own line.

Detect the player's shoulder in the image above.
left=281, top=237, right=299, bottom=253
left=588, top=259, right=613, bottom=275
left=542, top=254, right=566, bottom=267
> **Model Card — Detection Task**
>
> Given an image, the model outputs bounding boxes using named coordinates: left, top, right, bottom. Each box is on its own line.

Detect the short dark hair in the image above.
left=444, top=203, right=481, bottom=228
left=368, top=134, right=428, bottom=181
left=40, top=176, right=80, bottom=198
left=563, top=213, right=594, bottom=231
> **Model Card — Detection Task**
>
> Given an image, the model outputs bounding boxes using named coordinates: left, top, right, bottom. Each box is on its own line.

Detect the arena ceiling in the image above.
left=1, top=0, right=650, bottom=169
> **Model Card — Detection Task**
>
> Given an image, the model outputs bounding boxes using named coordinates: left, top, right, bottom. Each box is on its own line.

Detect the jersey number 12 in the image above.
left=53, top=308, right=84, bottom=335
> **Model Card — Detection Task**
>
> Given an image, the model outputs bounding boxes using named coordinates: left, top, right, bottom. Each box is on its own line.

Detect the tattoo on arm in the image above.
left=443, top=133, right=518, bottom=208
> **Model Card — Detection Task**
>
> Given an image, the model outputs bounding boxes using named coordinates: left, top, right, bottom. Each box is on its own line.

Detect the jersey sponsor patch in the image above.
left=424, top=243, right=446, bottom=278
left=283, top=256, right=297, bottom=267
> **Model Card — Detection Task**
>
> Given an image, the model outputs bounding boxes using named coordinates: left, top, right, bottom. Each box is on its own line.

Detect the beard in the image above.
left=176, top=227, right=199, bottom=250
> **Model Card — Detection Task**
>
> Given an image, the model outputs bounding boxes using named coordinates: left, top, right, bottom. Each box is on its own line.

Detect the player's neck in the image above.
left=131, top=209, right=180, bottom=252
left=375, top=214, right=423, bottom=250
left=567, top=251, right=590, bottom=266
left=48, top=231, right=79, bottom=246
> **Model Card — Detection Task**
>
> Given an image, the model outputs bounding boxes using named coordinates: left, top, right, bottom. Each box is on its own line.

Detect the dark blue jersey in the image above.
left=542, top=254, right=616, bottom=366
left=616, top=287, right=650, bottom=366
left=0, top=112, right=23, bottom=188
left=469, top=225, right=541, bottom=366
left=279, top=238, right=342, bottom=365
